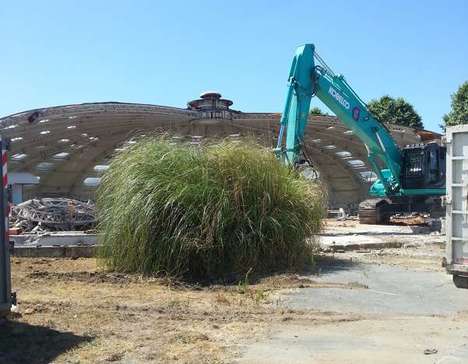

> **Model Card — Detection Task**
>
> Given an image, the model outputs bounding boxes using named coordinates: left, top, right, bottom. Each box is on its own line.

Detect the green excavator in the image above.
left=275, top=44, right=446, bottom=223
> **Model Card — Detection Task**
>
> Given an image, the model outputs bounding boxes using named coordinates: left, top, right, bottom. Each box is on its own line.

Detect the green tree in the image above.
left=368, top=95, right=424, bottom=129
left=442, top=81, right=468, bottom=128
left=310, top=107, right=325, bottom=116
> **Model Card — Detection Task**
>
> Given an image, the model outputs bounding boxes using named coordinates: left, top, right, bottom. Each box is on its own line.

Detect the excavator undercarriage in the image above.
left=358, top=196, right=445, bottom=225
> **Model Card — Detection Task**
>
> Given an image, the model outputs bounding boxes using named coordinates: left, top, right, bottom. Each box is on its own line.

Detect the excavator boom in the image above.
left=275, top=44, right=445, bottom=222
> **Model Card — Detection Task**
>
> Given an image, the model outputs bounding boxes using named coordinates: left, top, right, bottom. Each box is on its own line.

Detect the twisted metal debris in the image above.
left=11, top=198, right=96, bottom=232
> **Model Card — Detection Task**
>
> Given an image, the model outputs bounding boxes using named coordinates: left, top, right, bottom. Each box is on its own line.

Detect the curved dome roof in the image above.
left=0, top=99, right=439, bottom=210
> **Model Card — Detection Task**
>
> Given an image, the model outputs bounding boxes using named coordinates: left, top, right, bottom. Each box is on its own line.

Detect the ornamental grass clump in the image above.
left=97, top=137, right=324, bottom=280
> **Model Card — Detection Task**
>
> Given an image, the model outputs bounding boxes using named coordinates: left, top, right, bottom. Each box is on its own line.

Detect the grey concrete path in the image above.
left=237, top=260, right=468, bottom=364
left=282, top=262, right=467, bottom=316
left=237, top=317, right=468, bottom=364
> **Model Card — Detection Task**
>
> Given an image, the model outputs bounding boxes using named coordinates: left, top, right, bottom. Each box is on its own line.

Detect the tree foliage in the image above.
left=443, top=81, right=468, bottom=128
left=309, top=106, right=328, bottom=115
left=309, top=107, right=324, bottom=116
left=368, top=95, right=424, bottom=129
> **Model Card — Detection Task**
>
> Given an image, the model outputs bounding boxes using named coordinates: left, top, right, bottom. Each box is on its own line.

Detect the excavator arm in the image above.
left=275, top=44, right=402, bottom=197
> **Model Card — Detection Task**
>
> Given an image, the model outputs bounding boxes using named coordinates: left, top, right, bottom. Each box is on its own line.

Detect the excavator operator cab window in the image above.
left=402, top=143, right=446, bottom=189
left=404, top=147, right=424, bottom=178
left=401, top=146, right=426, bottom=189
left=428, top=146, right=438, bottom=182
left=425, top=143, right=446, bottom=187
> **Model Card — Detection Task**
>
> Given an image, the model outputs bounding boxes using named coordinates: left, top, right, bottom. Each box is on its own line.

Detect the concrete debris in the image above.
left=10, top=198, right=96, bottom=232
left=319, top=219, right=443, bottom=252
left=389, top=213, right=443, bottom=231
left=390, top=213, right=428, bottom=225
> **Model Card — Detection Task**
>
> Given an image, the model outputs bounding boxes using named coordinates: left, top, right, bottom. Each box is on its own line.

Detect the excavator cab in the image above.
left=360, top=142, right=446, bottom=224
left=401, top=143, right=446, bottom=190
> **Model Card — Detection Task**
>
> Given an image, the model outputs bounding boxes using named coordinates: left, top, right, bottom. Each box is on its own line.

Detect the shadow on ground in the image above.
left=312, top=255, right=360, bottom=275
left=229, top=255, right=361, bottom=286
left=0, top=320, right=93, bottom=364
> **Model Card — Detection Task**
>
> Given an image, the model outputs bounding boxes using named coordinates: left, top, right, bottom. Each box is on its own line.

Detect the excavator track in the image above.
left=358, top=198, right=391, bottom=225
left=359, top=197, right=444, bottom=225
left=453, top=275, right=468, bottom=289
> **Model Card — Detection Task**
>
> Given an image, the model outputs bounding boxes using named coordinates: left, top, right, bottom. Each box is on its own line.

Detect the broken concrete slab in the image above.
left=318, top=220, right=443, bottom=251
left=12, top=245, right=96, bottom=258
left=10, top=232, right=97, bottom=247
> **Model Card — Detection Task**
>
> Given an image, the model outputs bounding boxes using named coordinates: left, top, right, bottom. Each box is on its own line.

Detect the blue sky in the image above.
left=1, top=1, right=467, bottom=131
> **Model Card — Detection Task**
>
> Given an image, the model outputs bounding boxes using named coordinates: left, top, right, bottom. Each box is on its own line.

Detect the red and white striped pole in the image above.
left=0, top=136, right=10, bottom=310
left=2, top=142, right=8, bottom=245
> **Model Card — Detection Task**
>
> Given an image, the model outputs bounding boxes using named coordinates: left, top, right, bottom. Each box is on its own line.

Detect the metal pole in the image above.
left=0, top=137, right=11, bottom=313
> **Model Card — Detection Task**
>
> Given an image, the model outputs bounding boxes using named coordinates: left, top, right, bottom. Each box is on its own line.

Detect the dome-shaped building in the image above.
left=0, top=93, right=438, bottom=211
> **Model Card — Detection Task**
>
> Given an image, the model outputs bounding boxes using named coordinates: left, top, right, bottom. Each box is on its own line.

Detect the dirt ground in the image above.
left=1, top=224, right=466, bottom=363
left=2, top=256, right=364, bottom=364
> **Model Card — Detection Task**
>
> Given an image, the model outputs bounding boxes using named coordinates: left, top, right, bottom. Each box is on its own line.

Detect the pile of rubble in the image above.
left=10, top=198, right=96, bottom=233
left=390, top=213, right=428, bottom=225
left=389, top=213, right=443, bottom=232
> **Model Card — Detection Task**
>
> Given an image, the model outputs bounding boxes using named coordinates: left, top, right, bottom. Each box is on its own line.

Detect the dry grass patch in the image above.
left=7, top=257, right=361, bottom=363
